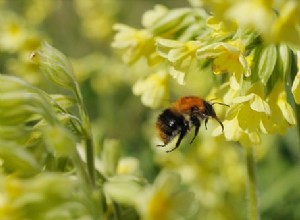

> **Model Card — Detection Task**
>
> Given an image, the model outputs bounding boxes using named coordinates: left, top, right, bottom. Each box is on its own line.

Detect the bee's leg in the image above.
left=213, top=116, right=224, bottom=132
left=204, top=117, right=208, bottom=130
left=156, top=144, right=167, bottom=147
left=190, top=115, right=201, bottom=144
left=166, top=124, right=188, bottom=153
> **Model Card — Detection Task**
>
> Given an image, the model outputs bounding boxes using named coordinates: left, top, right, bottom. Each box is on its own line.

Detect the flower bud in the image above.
left=43, top=125, right=76, bottom=157
left=32, top=42, right=76, bottom=90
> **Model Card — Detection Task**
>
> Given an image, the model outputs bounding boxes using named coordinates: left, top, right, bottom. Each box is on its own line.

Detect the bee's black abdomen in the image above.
left=156, top=109, right=187, bottom=144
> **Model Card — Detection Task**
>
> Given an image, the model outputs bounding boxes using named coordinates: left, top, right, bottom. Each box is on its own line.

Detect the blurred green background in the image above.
left=0, top=0, right=300, bottom=219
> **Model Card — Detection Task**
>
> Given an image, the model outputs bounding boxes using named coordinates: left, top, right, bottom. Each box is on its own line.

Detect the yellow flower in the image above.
left=225, top=0, right=300, bottom=47
left=112, top=24, right=160, bottom=65
left=225, top=0, right=274, bottom=37
left=270, top=1, right=300, bottom=47
left=196, top=40, right=249, bottom=89
left=117, top=157, right=140, bottom=176
left=0, top=16, right=27, bottom=52
left=154, top=136, right=245, bottom=219
left=214, top=83, right=270, bottom=145
left=133, top=71, right=169, bottom=109
left=0, top=173, right=89, bottom=220
left=292, top=51, right=300, bottom=104
left=206, top=16, right=237, bottom=37
left=157, top=39, right=202, bottom=84
left=215, top=81, right=296, bottom=145
left=194, top=0, right=238, bottom=21
left=208, top=82, right=238, bottom=106
left=261, top=82, right=296, bottom=134
left=75, top=0, right=117, bottom=40
left=136, top=171, right=194, bottom=220
left=25, top=0, right=53, bottom=25
left=142, top=5, right=168, bottom=28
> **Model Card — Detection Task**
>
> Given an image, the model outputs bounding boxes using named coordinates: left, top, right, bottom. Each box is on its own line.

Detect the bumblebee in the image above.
left=156, top=96, right=228, bottom=152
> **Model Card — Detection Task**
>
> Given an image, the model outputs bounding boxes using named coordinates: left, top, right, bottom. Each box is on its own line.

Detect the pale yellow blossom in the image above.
left=112, top=24, right=159, bottom=65
left=270, top=1, right=300, bottom=47
left=157, top=39, right=202, bottom=84
left=225, top=0, right=275, bottom=36
left=261, top=82, right=296, bottom=134
left=0, top=17, right=27, bottom=52
left=136, top=171, right=195, bottom=220
left=197, top=40, right=249, bottom=89
left=133, top=71, right=169, bottom=109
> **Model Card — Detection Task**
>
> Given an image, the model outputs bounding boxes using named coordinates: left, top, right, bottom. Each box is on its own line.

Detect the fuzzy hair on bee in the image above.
left=156, top=96, right=228, bottom=153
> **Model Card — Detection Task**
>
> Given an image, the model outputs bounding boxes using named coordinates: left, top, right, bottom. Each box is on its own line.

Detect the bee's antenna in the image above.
left=208, top=98, right=218, bottom=102
left=211, top=102, right=230, bottom=107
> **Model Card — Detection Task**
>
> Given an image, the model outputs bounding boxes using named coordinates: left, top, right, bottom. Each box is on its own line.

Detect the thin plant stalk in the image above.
left=74, top=82, right=96, bottom=186
left=245, top=146, right=260, bottom=220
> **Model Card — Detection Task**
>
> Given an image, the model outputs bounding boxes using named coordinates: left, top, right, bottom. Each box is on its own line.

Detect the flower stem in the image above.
left=72, top=149, right=93, bottom=188
left=245, top=146, right=260, bottom=220
left=85, top=136, right=96, bottom=185
left=74, top=83, right=96, bottom=186
left=290, top=52, right=300, bottom=146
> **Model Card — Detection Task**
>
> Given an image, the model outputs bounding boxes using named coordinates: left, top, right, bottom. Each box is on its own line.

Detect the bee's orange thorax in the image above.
left=172, top=96, right=205, bottom=113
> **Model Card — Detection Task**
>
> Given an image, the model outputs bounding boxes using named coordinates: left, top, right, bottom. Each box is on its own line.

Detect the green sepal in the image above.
left=43, top=125, right=76, bottom=157
left=266, top=44, right=292, bottom=95
left=149, top=8, right=191, bottom=35
left=35, top=42, right=76, bottom=90
left=0, top=140, right=41, bottom=176
left=257, top=44, right=277, bottom=85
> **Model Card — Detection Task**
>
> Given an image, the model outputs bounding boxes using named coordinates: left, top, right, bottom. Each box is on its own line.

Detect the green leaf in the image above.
left=149, top=8, right=190, bottom=35
left=257, top=44, right=277, bottom=85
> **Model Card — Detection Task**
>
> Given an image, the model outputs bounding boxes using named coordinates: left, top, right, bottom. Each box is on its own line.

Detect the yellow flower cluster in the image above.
left=193, top=0, right=300, bottom=48
left=113, top=2, right=299, bottom=146
left=74, top=0, right=118, bottom=41
left=215, top=82, right=295, bottom=146
left=0, top=1, right=51, bottom=84
left=0, top=172, right=90, bottom=220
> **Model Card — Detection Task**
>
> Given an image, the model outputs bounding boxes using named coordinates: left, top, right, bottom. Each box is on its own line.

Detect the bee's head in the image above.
left=204, top=101, right=229, bottom=131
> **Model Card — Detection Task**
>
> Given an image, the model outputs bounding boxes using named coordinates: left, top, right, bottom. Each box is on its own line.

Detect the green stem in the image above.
left=74, top=83, right=96, bottom=186
left=72, top=149, right=93, bottom=188
left=290, top=52, right=300, bottom=146
left=85, top=137, right=96, bottom=185
left=72, top=149, right=102, bottom=219
left=112, top=202, right=121, bottom=220
left=245, top=146, right=260, bottom=220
